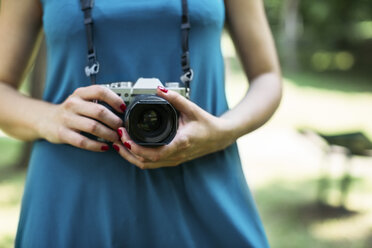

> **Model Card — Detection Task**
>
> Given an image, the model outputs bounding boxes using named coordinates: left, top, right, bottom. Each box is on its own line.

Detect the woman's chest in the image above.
left=42, top=0, right=225, bottom=40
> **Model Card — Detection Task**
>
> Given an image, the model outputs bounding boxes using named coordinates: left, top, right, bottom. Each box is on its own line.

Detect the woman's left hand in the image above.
left=113, top=87, right=235, bottom=169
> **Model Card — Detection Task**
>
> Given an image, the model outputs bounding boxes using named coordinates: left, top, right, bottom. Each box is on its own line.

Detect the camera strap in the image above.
left=180, top=0, right=193, bottom=97
left=80, top=0, right=99, bottom=85
left=79, top=0, right=193, bottom=97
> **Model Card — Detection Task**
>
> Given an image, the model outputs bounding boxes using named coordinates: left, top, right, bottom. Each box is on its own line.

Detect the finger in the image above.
left=72, top=99, right=123, bottom=130
left=115, top=139, right=150, bottom=162
left=67, top=115, right=119, bottom=143
left=118, top=127, right=174, bottom=162
left=143, top=160, right=183, bottom=169
left=113, top=143, right=180, bottom=169
left=156, top=87, right=197, bottom=117
left=73, top=85, right=126, bottom=113
left=60, top=128, right=110, bottom=152
left=113, top=142, right=147, bottom=168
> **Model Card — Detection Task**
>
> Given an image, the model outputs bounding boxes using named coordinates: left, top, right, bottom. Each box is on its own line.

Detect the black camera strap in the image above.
left=80, top=0, right=99, bottom=85
left=180, top=0, right=193, bottom=97
left=79, top=0, right=193, bottom=97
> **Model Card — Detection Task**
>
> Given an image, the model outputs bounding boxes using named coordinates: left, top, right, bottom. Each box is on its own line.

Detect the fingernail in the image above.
left=101, top=145, right=109, bottom=151
left=120, top=104, right=126, bottom=112
left=117, top=128, right=123, bottom=138
left=113, top=144, right=120, bottom=152
left=157, top=86, right=168, bottom=93
left=124, top=141, right=131, bottom=150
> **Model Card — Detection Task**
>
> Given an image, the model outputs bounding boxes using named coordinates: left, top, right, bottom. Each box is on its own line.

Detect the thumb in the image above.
left=156, top=86, right=196, bottom=118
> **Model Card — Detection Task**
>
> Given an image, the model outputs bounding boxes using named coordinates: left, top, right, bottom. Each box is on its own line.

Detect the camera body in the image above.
left=102, top=78, right=186, bottom=146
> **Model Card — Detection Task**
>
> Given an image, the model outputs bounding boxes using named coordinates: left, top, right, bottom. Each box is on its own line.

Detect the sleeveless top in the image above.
left=15, top=0, right=269, bottom=247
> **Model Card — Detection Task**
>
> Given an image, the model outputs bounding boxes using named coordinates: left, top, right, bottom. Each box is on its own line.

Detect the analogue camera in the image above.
left=102, top=78, right=186, bottom=146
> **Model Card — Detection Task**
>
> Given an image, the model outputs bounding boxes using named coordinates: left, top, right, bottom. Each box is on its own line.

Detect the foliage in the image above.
left=264, top=0, right=372, bottom=73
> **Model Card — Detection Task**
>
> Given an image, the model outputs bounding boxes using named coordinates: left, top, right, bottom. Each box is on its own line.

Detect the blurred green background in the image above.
left=1, top=1, right=372, bottom=247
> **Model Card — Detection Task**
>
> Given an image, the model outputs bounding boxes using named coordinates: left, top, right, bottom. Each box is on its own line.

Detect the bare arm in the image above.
left=222, top=0, right=282, bottom=140
left=0, top=0, right=44, bottom=140
left=0, top=0, right=126, bottom=151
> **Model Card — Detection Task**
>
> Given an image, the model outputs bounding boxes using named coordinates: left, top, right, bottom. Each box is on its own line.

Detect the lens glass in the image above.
left=137, top=110, right=161, bottom=132
left=125, top=95, right=178, bottom=145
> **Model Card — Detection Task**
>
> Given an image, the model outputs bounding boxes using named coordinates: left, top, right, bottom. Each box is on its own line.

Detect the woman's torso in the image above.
left=15, top=1, right=269, bottom=247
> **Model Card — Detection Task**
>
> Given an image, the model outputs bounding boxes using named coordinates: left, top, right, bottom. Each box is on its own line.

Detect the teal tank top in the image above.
left=16, top=0, right=269, bottom=247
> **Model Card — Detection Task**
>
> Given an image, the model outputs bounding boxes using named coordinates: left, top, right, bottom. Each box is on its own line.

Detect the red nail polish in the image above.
left=117, top=128, right=123, bottom=138
left=101, top=145, right=109, bottom=151
left=124, top=141, right=131, bottom=150
left=120, top=104, right=126, bottom=112
left=113, top=144, right=120, bottom=152
left=157, top=86, right=168, bottom=93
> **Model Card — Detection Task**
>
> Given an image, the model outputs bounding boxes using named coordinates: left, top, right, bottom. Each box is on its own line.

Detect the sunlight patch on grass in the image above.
left=0, top=235, right=14, bottom=248
left=310, top=213, right=372, bottom=242
left=0, top=184, right=22, bottom=206
left=0, top=206, right=20, bottom=246
left=273, top=79, right=372, bottom=137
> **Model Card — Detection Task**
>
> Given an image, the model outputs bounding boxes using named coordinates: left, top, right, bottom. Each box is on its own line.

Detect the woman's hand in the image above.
left=113, top=87, right=235, bottom=169
left=39, top=85, right=126, bottom=152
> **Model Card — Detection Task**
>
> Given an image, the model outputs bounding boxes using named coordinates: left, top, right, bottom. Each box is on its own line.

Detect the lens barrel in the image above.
left=124, top=95, right=178, bottom=146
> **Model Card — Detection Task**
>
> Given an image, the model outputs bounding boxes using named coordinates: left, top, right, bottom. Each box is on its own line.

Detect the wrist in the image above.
left=34, top=102, right=57, bottom=141
left=219, top=111, right=254, bottom=143
left=215, top=116, right=241, bottom=149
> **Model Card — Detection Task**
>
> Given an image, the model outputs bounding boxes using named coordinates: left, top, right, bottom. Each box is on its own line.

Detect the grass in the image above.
left=0, top=138, right=25, bottom=247
left=224, top=45, right=372, bottom=247
left=284, top=70, right=372, bottom=93
left=0, top=138, right=23, bottom=167
left=253, top=173, right=372, bottom=248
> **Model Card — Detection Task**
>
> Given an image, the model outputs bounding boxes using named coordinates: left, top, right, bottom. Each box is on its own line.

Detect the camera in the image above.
left=102, top=78, right=186, bottom=146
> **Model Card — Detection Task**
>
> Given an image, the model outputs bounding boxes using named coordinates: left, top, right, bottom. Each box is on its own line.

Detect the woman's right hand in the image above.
left=39, top=85, right=126, bottom=152
left=0, top=1, right=122, bottom=152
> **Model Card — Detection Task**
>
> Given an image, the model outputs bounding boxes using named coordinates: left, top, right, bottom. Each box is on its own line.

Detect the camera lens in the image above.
left=124, top=95, right=178, bottom=146
left=137, top=110, right=161, bottom=132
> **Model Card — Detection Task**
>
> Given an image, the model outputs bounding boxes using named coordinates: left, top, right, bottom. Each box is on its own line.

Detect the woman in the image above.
left=0, top=0, right=281, bottom=247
